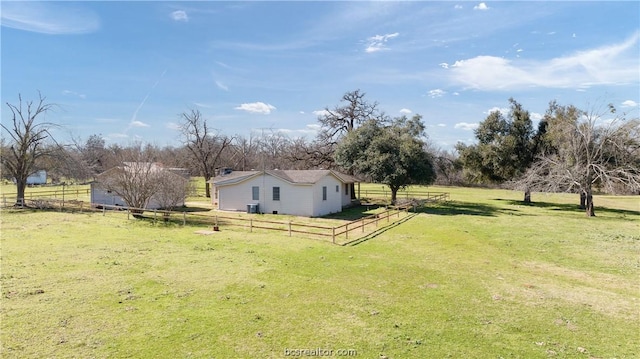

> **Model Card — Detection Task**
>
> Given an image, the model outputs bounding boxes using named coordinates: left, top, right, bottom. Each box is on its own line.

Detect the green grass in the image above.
left=1, top=186, right=638, bottom=358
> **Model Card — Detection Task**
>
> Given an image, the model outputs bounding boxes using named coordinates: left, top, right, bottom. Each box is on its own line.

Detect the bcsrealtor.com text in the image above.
left=283, top=348, right=357, bottom=357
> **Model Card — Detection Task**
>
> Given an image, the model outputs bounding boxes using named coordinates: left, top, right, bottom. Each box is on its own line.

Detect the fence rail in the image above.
left=2, top=192, right=448, bottom=245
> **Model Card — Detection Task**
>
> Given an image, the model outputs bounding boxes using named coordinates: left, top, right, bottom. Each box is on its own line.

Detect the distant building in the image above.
left=211, top=169, right=359, bottom=217
left=91, top=163, right=189, bottom=209
left=26, top=170, right=47, bottom=185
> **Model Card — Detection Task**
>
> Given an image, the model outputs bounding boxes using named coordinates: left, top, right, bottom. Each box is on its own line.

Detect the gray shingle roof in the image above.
left=212, top=169, right=358, bottom=185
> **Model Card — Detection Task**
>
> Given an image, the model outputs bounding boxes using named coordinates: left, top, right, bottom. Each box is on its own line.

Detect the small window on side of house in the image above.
left=345, top=184, right=349, bottom=196
left=322, top=186, right=327, bottom=201
left=252, top=186, right=259, bottom=201
left=336, top=185, right=339, bottom=192
left=273, top=187, right=280, bottom=201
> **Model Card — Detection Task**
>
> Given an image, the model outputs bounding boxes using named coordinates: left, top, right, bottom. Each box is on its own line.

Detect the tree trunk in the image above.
left=523, top=189, right=531, bottom=203
left=579, top=192, right=586, bottom=209
left=16, top=179, right=26, bottom=207
left=205, top=181, right=211, bottom=198
left=390, top=186, right=399, bottom=205
left=585, top=192, right=595, bottom=217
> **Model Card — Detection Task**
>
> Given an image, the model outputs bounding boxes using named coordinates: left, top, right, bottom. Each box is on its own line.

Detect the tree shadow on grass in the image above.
left=174, top=206, right=214, bottom=213
left=323, top=204, right=386, bottom=221
left=496, top=199, right=640, bottom=219
left=417, top=200, right=507, bottom=217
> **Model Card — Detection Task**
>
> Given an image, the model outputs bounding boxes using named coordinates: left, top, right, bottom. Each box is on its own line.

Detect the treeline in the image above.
left=2, top=91, right=639, bottom=215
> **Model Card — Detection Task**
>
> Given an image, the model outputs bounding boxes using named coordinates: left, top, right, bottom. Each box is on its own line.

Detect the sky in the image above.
left=2, top=1, right=639, bottom=150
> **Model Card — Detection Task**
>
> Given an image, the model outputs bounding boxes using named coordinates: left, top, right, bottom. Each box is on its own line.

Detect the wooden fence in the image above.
left=2, top=196, right=450, bottom=245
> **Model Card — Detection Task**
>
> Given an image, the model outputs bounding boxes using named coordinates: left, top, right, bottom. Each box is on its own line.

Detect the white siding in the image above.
left=214, top=170, right=356, bottom=217
left=26, top=170, right=47, bottom=185
left=91, top=183, right=185, bottom=210
left=91, top=183, right=127, bottom=207
left=216, top=174, right=317, bottom=216
left=312, top=175, right=343, bottom=216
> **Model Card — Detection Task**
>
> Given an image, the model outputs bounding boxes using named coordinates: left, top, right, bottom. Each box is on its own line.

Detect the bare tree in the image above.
left=94, top=144, right=191, bottom=212
left=228, top=134, right=260, bottom=171
left=317, top=89, right=385, bottom=145
left=517, top=101, right=640, bottom=216
left=154, top=170, right=191, bottom=211
left=1, top=93, right=58, bottom=206
left=179, top=109, right=233, bottom=197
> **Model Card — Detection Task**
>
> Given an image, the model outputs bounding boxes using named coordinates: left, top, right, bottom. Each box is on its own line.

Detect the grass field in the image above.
left=1, top=186, right=638, bottom=358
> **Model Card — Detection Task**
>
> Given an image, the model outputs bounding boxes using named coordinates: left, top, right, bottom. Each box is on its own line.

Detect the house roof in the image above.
left=95, top=162, right=188, bottom=182
left=212, top=169, right=359, bottom=186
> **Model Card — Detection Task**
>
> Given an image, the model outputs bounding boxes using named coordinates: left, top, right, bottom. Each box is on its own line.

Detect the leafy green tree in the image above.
left=335, top=115, right=436, bottom=204
left=456, top=98, right=537, bottom=202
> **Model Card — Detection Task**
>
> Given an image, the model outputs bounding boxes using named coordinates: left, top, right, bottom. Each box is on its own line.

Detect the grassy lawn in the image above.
left=1, top=186, right=638, bottom=358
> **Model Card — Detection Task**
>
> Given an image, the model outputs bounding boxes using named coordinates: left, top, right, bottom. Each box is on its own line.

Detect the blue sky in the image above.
left=2, top=1, right=639, bottom=150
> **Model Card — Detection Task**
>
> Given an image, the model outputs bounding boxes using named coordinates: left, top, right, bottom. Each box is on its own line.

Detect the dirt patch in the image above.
left=195, top=230, right=218, bottom=235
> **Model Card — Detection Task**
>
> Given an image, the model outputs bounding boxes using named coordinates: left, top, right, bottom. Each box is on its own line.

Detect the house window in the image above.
left=336, top=185, right=339, bottom=193
left=322, top=186, right=327, bottom=201
left=345, top=184, right=349, bottom=196
left=272, top=187, right=280, bottom=201
left=252, top=186, right=259, bottom=200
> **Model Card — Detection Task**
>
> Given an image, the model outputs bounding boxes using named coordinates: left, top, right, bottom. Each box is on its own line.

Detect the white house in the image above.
left=91, top=163, right=189, bottom=210
left=211, top=170, right=358, bottom=217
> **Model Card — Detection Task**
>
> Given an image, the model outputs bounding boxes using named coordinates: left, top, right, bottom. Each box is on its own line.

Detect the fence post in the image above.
left=103, top=206, right=106, bottom=216
left=332, top=227, right=335, bottom=244
left=288, top=221, right=292, bottom=237
left=250, top=218, right=253, bottom=233
left=183, top=212, right=186, bottom=226
left=154, top=209, right=157, bottom=224
left=361, top=218, right=365, bottom=233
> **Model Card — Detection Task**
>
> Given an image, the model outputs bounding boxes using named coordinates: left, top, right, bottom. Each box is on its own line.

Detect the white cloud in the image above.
left=437, top=123, right=447, bottom=127
left=130, top=120, right=150, bottom=128
left=485, top=106, right=509, bottom=116
left=530, top=112, right=543, bottom=122
left=454, top=122, right=479, bottom=131
left=454, top=5, right=463, bottom=10
left=474, top=3, right=489, bottom=11
left=439, top=63, right=449, bottom=69
left=365, top=32, right=399, bottom=53
left=277, top=124, right=321, bottom=137
left=399, top=108, right=412, bottom=114
left=62, top=90, right=86, bottom=99
left=166, top=122, right=181, bottom=131
left=428, top=89, right=446, bottom=98
left=171, top=10, right=188, bottom=22
left=621, top=100, right=638, bottom=108
left=215, top=81, right=229, bottom=91
left=313, top=110, right=331, bottom=117
left=235, top=102, right=276, bottom=114
left=448, top=32, right=640, bottom=90
left=1, top=1, right=99, bottom=34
